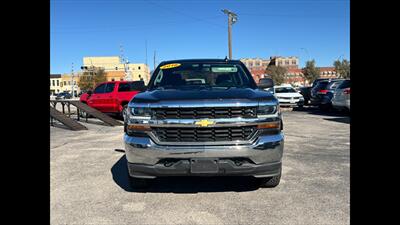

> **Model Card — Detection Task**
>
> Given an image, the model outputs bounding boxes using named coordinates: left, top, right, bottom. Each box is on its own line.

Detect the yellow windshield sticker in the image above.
left=160, top=63, right=181, bottom=69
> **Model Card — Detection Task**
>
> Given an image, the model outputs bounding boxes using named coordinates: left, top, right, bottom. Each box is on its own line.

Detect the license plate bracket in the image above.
left=190, top=158, right=219, bottom=173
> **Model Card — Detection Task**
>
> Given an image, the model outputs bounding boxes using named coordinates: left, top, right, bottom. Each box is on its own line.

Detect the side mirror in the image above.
left=258, top=78, right=274, bottom=89
left=87, top=90, right=93, bottom=95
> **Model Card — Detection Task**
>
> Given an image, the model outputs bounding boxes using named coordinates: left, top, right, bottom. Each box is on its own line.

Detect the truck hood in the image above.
left=130, top=88, right=277, bottom=104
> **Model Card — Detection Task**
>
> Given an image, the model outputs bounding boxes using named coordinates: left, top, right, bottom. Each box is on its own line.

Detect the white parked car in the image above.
left=274, top=84, right=304, bottom=108
left=332, top=79, right=350, bottom=111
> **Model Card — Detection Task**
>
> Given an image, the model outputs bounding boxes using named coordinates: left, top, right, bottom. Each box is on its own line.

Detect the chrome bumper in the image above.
left=124, top=133, right=284, bottom=166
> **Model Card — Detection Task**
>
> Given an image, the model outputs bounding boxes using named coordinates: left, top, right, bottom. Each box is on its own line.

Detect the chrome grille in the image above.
left=153, top=107, right=257, bottom=119
left=152, top=126, right=257, bottom=142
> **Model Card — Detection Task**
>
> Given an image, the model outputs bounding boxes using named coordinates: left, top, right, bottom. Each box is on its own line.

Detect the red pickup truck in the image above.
left=80, top=81, right=146, bottom=117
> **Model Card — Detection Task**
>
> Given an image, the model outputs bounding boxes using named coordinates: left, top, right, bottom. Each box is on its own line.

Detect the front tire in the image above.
left=121, top=104, right=128, bottom=120
left=258, top=173, right=281, bottom=188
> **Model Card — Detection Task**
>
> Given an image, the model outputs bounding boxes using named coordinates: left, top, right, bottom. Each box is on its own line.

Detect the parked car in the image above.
left=80, top=80, right=146, bottom=118
left=274, top=84, right=304, bottom=108
left=311, top=78, right=332, bottom=88
left=299, top=78, right=335, bottom=105
left=310, top=79, right=344, bottom=110
left=124, top=59, right=284, bottom=188
left=332, top=79, right=350, bottom=111
left=55, top=92, right=72, bottom=100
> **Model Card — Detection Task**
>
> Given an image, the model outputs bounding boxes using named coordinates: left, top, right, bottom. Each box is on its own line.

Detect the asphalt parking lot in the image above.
left=50, top=107, right=350, bottom=225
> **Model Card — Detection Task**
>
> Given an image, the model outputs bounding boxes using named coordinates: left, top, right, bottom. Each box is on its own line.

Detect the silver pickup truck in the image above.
left=124, top=59, right=284, bottom=188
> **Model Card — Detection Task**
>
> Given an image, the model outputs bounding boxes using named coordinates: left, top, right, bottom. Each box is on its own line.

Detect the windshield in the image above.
left=148, top=62, right=256, bottom=90
left=275, top=87, right=297, bottom=93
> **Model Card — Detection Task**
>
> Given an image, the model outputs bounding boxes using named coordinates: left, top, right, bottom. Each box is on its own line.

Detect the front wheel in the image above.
left=121, top=104, right=128, bottom=121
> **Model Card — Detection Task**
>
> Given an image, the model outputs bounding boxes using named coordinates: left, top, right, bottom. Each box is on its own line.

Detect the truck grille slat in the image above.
left=153, top=126, right=257, bottom=142
left=153, top=107, right=257, bottom=119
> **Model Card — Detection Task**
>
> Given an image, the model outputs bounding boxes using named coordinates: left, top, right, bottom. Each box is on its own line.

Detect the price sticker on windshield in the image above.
left=211, top=67, right=238, bottom=73
left=160, top=63, right=181, bottom=70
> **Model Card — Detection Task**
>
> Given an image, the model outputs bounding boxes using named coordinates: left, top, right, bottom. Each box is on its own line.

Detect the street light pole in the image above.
left=300, top=48, right=310, bottom=62
left=222, top=9, right=237, bottom=60
left=300, top=48, right=311, bottom=87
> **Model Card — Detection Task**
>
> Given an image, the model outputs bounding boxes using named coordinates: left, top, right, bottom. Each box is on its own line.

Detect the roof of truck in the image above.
left=158, top=59, right=243, bottom=65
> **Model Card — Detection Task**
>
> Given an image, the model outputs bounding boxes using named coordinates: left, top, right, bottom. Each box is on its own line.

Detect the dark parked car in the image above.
left=299, top=78, right=334, bottom=105
left=311, top=78, right=332, bottom=88
left=55, top=92, right=72, bottom=100
left=310, top=80, right=344, bottom=110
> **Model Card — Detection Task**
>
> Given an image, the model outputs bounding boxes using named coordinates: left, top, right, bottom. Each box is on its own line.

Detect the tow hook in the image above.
left=234, top=160, right=243, bottom=166
left=164, top=161, right=175, bottom=167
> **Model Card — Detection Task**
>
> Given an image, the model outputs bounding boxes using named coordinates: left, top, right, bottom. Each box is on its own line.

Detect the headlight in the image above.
left=130, top=107, right=152, bottom=117
left=257, top=105, right=278, bottom=116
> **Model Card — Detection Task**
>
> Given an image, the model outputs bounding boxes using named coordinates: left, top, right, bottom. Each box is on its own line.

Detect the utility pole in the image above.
left=120, top=44, right=132, bottom=81
left=71, top=63, right=74, bottom=98
left=222, top=9, right=237, bottom=60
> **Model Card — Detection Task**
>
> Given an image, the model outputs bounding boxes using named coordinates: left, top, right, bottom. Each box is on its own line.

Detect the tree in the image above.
left=334, top=59, right=350, bottom=79
left=302, top=60, right=320, bottom=84
left=265, top=65, right=287, bottom=85
left=78, top=67, right=107, bottom=91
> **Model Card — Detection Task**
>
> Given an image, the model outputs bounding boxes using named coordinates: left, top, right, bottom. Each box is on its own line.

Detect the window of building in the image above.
left=64, top=81, right=66, bottom=85
left=52, top=80, right=55, bottom=86
left=138, top=66, right=141, bottom=70
left=68, top=81, right=71, bottom=85
left=56, top=80, right=59, bottom=86
left=292, top=60, right=297, bottom=65
left=285, top=60, right=289, bottom=65
left=115, top=67, right=118, bottom=70
left=249, top=62, right=253, bottom=67
left=255, top=62, right=260, bottom=66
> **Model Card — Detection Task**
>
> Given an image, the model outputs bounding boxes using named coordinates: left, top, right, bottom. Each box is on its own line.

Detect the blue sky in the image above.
left=50, top=0, right=349, bottom=74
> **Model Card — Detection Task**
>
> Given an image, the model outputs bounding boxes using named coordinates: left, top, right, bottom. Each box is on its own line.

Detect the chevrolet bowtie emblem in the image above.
left=195, top=119, right=215, bottom=127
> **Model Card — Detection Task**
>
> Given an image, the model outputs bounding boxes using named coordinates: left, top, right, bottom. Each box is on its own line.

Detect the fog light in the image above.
left=127, top=124, right=151, bottom=131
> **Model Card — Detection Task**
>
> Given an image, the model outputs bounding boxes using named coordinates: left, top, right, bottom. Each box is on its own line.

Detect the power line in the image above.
left=51, top=16, right=224, bottom=33
left=144, top=0, right=225, bottom=28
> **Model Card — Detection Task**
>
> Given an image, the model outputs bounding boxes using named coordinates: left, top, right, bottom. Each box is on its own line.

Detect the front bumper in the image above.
left=127, top=160, right=282, bottom=179
left=278, top=99, right=304, bottom=107
left=124, top=133, right=284, bottom=178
